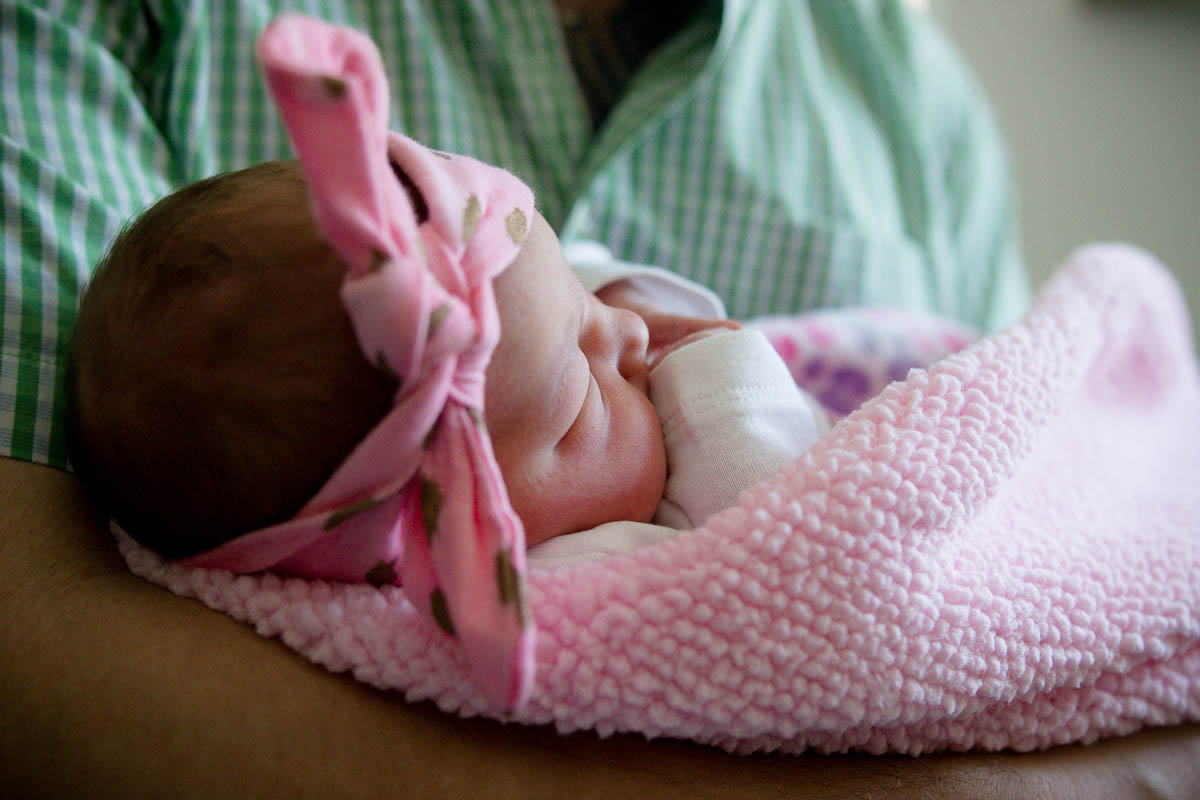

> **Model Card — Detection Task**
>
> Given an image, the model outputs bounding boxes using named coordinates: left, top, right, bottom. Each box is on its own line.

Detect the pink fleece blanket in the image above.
left=120, top=243, right=1200, bottom=754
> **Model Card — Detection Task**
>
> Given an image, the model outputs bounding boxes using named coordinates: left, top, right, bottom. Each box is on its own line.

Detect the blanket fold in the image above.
left=122, top=243, right=1200, bottom=754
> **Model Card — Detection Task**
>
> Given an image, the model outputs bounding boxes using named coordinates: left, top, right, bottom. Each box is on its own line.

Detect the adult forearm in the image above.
left=2, top=459, right=1197, bottom=800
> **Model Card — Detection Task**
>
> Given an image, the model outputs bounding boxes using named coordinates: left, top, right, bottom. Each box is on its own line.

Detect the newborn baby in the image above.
left=68, top=153, right=829, bottom=548
left=68, top=153, right=830, bottom=554
left=65, top=14, right=825, bottom=708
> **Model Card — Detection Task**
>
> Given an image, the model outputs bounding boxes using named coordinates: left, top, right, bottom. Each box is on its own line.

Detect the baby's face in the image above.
left=485, top=212, right=667, bottom=546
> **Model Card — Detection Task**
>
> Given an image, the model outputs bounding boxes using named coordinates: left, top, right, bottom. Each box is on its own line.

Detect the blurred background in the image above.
left=931, top=0, right=1200, bottom=349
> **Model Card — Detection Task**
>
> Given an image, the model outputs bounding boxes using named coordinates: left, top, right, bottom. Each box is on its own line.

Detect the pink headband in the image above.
left=183, top=14, right=535, bottom=711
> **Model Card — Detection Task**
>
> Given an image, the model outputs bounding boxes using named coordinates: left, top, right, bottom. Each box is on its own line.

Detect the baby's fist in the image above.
left=648, top=327, right=738, bottom=370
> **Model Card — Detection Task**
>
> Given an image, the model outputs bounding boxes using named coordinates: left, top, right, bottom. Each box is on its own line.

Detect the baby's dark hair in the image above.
left=66, top=161, right=396, bottom=559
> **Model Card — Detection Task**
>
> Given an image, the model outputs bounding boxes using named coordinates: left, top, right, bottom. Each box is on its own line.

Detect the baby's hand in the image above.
left=639, top=310, right=740, bottom=353
left=594, top=279, right=740, bottom=358
left=647, top=328, right=737, bottom=370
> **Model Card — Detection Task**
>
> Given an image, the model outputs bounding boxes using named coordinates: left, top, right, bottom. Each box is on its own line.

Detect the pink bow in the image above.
left=183, top=14, right=536, bottom=711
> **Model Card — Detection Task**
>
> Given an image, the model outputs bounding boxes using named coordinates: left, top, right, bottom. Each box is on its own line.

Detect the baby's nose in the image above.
left=613, top=307, right=650, bottom=390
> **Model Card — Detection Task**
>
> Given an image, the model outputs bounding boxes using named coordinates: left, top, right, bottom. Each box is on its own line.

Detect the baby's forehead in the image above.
left=493, top=214, right=579, bottom=308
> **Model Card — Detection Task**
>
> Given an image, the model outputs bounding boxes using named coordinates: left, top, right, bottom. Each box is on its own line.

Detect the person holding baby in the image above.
left=2, top=1, right=1196, bottom=797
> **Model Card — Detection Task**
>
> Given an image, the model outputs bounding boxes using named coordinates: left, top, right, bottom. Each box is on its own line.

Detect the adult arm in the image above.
left=2, top=457, right=1197, bottom=800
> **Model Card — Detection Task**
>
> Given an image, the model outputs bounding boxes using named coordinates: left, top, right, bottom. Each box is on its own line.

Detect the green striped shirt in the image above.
left=1, top=0, right=1028, bottom=469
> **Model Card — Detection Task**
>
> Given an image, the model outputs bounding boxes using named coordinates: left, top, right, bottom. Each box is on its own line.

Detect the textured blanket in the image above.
left=121, top=243, right=1200, bottom=754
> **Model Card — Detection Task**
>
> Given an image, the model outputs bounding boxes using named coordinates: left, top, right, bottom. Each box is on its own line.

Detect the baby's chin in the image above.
left=622, top=451, right=668, bottom=526
left=517, top=453, right=667, bottom=548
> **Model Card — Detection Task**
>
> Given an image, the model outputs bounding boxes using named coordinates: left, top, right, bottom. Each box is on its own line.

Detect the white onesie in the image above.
left=528, top=244, right=829, bottom=567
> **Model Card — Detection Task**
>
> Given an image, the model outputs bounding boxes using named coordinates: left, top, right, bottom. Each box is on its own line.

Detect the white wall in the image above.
left=932, top=0, right=1200, bottom=349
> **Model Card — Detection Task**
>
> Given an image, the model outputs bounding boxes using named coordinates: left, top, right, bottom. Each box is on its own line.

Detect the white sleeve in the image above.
left=649, top=329, right=829, bottom=528
left=525, top=520, right=680, bottom=568
left=562, top=240, right=726, bottom=319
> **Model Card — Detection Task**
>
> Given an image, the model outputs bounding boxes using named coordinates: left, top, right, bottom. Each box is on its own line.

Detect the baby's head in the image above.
left=67, top=162, right=395, bottom=558
left=67, top=159, right=665, bottom=559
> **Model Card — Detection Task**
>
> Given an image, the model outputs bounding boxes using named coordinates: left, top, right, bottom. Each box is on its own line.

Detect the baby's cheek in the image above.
left=489, top=436, right=583, bottom=546
left=488, top=393, right=667, bottom=545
